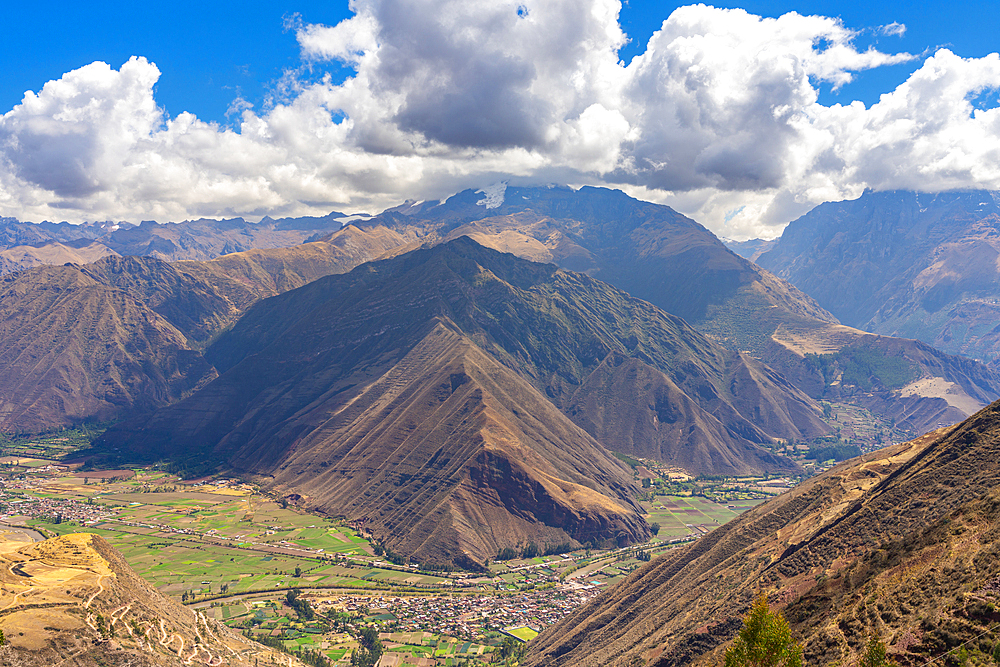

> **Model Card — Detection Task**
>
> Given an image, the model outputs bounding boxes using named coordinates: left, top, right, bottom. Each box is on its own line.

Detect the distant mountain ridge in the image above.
left=0, top=211, right=349, bottom=274
left=758, top=189, right=1000, bottom=363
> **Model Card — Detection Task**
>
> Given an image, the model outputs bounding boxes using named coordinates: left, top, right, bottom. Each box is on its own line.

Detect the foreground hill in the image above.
left=758, top=189, right=1000, bottom=363
left=526, top=400, right=1000, bottom=666
left=0, top=530, right=293, bottom=666
left=97, top=238, right=830, bottom=566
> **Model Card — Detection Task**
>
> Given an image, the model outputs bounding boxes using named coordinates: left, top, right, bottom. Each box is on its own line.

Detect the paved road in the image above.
left=0, top=524, right=44, bottom=542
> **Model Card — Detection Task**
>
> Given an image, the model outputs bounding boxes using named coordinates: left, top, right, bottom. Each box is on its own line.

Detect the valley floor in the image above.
left=0, top=403, right=921, bottom=665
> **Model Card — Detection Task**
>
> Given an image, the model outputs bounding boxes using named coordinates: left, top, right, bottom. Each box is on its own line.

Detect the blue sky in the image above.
left=1, top=1, right=999, bottom=237
left=4, top=1, right=996, bottom=124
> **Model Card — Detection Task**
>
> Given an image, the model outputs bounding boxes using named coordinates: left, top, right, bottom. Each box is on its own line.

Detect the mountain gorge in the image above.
left=96, top=238, right=828, bottom=566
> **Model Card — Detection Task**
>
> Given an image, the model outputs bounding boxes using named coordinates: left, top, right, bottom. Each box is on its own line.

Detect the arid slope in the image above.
left=527, top=399, right=1000, bottom=666
left=97, top=238, right=832, bottom=565
left=0, top=531, right=294, bottom=666
left=0, top=227, right=407, bottom=433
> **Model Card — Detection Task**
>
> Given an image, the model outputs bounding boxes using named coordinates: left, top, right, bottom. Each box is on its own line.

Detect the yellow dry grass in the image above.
left=204, top=487, right=248, bottom=496
left=900, top=375, right=985, bottom=415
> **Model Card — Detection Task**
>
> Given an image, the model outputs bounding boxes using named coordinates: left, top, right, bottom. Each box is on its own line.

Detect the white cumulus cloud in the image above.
left=0, top=2, right=998, bottom=240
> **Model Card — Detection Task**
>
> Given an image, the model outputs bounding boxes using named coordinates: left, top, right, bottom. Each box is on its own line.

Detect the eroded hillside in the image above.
left=0, top=530, right=294, bottom=666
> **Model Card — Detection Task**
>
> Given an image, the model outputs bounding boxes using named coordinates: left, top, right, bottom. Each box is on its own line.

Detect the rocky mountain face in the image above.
left=526, top=399, right=1000, bottom=666
left=0, top=258, right=221, bottom=433
left=0, top=531, right=294, bottom=667
left=0, top=228, right=408, bottom=434
left=96, top=238, right=831, bottom=566
left=316, top=185, right=1000, bottom=436
left=758, top=189, right=1000, bottom=363
left=0, top=212, right=349, bottom=275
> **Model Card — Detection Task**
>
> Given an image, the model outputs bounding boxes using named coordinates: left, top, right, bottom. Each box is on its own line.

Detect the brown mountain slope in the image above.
left=319, top=186, right=1000, bottom=436
left=101, top=318, right=653, bottom=568
left=96, top=239, right=829, bottom=564
left=333, top=185, right=838, bottom=335
left=526, top=400, right=1000, bottom=666
left=0, top=240, right=119, bottom=275
left=0, top=261, right=218, bottom=433
left=761, top=321, right=1000, bottom=434
left=173, top=223, right=412, bottom=313
left=242, top=321, right=651, bottom=566
left=0, top=531, right=294, bottom=666
left=0, top=228, right=410, bottom=434
left=102, top=237, right=821, bottom=472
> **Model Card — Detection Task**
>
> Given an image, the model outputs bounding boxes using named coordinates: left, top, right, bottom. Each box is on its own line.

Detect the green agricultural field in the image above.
left=643, top=495, right=739, bottom=540
left=506, top=626, right=539, bottom=641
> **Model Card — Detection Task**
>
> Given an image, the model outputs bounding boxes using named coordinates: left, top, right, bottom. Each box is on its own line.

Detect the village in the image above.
left=0, top=407, right=889, bottom=666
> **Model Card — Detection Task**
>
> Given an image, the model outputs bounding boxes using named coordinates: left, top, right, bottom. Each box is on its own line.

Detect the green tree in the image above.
left=497, top=636, right=526, bottom=665
left=859, top=637, right=896, bottom=667
left=650, top=522, right=661, bottom=536
left=724, top=593, right=803, bottom=667
left=351, top=626, right=383, bottom=667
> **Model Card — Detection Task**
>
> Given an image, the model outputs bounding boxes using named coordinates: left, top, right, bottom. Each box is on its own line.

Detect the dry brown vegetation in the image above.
left=526, top=399, right=1000, bottom=666
left=0, top=531, right=295, bottom=666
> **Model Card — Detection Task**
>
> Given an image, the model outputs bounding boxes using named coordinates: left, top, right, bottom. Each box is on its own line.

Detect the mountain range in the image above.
left=5, top=184, right=1000, bottom=569
left=0, top=212, right=350, bottom=274
left=526, top=398, right=1000, bottom=666
left=96, top=237, right=829, bottom=567
left=322, top=185, right=1000, bottom=435
left=758, top=189, right=1000, bottom=364
left=4, top=185, right=998, bottom=444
